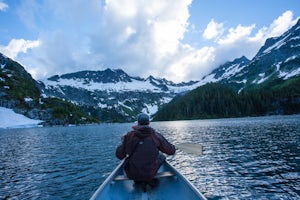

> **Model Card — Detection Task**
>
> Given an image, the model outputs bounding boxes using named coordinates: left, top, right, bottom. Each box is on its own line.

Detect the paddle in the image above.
left=175, top=143, right=203, bottom=155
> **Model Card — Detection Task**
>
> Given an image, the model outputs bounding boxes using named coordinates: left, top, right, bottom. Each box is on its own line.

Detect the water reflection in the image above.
left=0, top=115, right=299, bottom=200
left=152, top=115, right=300, bottom=199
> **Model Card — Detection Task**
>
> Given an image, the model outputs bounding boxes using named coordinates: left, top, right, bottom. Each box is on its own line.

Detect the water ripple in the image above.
left=0, top=115, right=299, bottom=199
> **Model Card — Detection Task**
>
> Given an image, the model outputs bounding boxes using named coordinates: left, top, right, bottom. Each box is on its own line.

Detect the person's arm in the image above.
left=115, top=135, right=127, bottom=160
left=155, top=132, right=176, bottom=155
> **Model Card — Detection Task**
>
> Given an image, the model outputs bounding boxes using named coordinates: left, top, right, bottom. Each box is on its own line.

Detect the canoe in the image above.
left=90, top=160, right=207, bottom=200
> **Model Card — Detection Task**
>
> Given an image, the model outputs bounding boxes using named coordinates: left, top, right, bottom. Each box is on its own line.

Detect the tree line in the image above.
left=153, top=77, right=300, bottom=121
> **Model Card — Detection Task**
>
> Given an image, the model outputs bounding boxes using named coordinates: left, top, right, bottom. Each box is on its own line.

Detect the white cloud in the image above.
left=12, top=0, right=195, bottom=81
left=102, top=0, right=192, bottom=60
left=248, top=10, right=298, bottom=45
left=0, top=39, right=40, bottom=59
left=268, top=10, right=297, bottom=37
left=218, top=24, right=256, bottom=45
left=206, top=10, right=299, bottom=65
left=3, top=0, right=299, bottom=83
left=203, top=19, right=224, bottom=40
left=0, top=1, right=8, bottom=11
left=165, top=44, right=216, bottom=81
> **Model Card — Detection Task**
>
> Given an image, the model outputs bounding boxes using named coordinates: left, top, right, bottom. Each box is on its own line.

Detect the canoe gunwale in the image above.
left=90, top=160, right=125, bottom=200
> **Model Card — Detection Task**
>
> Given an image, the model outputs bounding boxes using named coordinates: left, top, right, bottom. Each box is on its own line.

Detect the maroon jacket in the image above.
left=115, top=125, right=176, bottom=181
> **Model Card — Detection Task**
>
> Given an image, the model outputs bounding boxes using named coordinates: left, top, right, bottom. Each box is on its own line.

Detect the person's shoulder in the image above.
left=152, top=130, right=164, bottom=138
left=126, top=128, right=138, bottom=137
left=126, top=130, right=135, bottom=136
left=152, top=128, right=160, bottom=134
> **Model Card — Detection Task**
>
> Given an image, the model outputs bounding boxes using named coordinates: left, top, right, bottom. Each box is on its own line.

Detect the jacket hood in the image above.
left=132, top=125, right=155, bottom=139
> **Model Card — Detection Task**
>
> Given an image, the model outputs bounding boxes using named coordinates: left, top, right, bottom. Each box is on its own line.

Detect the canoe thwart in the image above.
left=114, top=171, right=175, bottom=181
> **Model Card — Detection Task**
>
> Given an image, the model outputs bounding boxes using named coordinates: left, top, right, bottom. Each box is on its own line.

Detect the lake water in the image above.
left=0, top=115, right=299, bottom=200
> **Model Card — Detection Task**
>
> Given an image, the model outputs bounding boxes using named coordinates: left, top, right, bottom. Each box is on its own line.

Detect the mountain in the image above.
left=0, top=53, right=99, bottom=126
left=154, top=19, right=300, bottom=121
left=0, top=53, right=201, bottom=124
left=2, top=19, right=300, bottom=124
left=0, top=53, right=40, bottom=103
left=39, top=68, right=199, bottom=122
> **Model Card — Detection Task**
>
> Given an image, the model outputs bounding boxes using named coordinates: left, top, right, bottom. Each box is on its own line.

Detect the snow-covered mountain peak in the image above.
left=47, top=68, right=133, bottom=84
left=43, top=67, right=202, bottom=94
left=199, top=56, right=250, bottom=84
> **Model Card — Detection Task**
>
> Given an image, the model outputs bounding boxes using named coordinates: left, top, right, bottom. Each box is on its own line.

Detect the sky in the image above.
left=0, top=0, right=299, bottom=83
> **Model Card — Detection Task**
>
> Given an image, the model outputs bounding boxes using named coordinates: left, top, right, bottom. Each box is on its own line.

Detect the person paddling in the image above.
left=115, top=113, right=176, bottom=187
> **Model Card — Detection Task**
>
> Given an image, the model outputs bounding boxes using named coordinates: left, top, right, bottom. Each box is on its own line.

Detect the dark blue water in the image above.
left=0, top=115, right=299, bottom=199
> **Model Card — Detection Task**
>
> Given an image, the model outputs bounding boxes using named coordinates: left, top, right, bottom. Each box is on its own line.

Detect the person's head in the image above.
left=137, top=113, right=150, bottom=125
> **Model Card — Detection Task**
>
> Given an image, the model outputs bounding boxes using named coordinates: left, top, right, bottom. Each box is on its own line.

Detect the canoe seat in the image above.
left=114, top=171, right=174, bottom=181
left=155, top=171, right=174, bottom=178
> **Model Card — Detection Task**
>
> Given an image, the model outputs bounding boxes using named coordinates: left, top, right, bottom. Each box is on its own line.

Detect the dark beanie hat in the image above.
left=137, top=113, right=150, bottom=125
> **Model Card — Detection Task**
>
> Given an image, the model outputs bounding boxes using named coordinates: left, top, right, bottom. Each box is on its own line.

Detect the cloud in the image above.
left=2, top=1, right=299, bottom=83
left=268, top=10, right=297, bottom=36
left=207, top=10, right=299, bottom=67
left=0, top=1, right=8, bottom=11
left=247, top=10, right=298, bottom=45
left=0, top=39, right=40, bottom=59
left=217, top=24, right=256, bottom=45
left=165, top=44, right=216, bottom=81
left=92, top=0, right=192, bottom=75
left=12, top=0, right=194, bottom=81
left=203, top=19, right=224, bottom=40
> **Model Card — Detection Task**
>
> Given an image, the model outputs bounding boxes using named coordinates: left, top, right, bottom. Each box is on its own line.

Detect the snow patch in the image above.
left=252, top=73, right=270, bottom=84
left=263, top=34, right=291, bottom=54
left=24, top=97, right=33, bottom=102
left=98, top=102, right=108, bottom=108
left=236, top=79, right=247, bottom=84
left=290, top=36, right=300, bottom=41
left=275, top=63, right=281, bottom=71
left=161, top=97, right=174, bottom=104
left=291, top=44, right=300, bottom=48
left=0, top=107, right=43, bottom=129
left=119, top=101, right=133, bottom=111
left=44, top=78, right=162, bottom=93
left=282, top=68, right=300, bottom=80
left=43, top=76, right=201, bottom=94
left=222, top=64, right=246, bottom=79
left=257, top=76, right=269, bottom=84
left=142, top=104, right=158, bottom=116
left=285, top=55, right=297, bottom=63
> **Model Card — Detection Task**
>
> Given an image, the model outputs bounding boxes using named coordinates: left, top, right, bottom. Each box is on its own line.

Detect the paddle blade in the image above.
left=176, top=143, right=203, bottom=155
